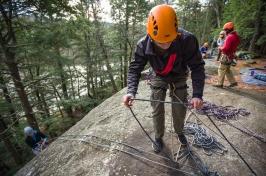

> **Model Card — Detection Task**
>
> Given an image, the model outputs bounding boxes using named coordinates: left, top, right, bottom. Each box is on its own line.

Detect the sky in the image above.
left=100, top=0, right=112, bottom=23
left=99, top=0, right=209, bottom=23
left=70, top=0, right=209, bottom=23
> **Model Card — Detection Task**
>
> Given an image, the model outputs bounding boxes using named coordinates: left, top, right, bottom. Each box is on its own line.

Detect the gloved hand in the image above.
left=122, top=94, right=134, bottom=107
left=190, top=97, right=203, bottom=109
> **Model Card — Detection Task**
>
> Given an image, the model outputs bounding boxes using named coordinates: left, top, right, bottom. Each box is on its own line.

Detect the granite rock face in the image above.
left=16, top=81, right=266, bottom=176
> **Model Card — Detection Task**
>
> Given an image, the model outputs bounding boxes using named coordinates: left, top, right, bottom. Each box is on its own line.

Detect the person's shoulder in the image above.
left=137, top=35, right=149, bottom=48
left=178, top=28, right=196, bottom=41
left=228, top=31, right=238, bottom=37
left=232, top=31, right=240, bottom=38
left=178, top=28, right=198, bottom=47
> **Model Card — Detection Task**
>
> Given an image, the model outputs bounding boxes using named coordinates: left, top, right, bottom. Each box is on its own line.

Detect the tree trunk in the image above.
left=97, top=35, right=118, bottom=92
left=40, top=91, right=50, bottom=118
left=35, top=66, right=49, bottom=117
left=5, top=61, right=39, bottom=129
left=248, top=4, right=264, bottom=52
left=84, top=32, right=94, bottom=98
left=91, top=3, right=118, bottom=93
left=55, top=48, right=73, bottom=117
left=201, top=5, right=209, bottom=43
left=0, top=71, right=18, bottom=126
left=0, top=4, right=39, bottom=130
left=0, top=116, right=22, bottom=165
left=123, top=0, right=129, bottom=87
left=86, top=63, right=93, bottom=98
left=52, top=84, right=64, bottom=118
left=68, top=65, right=75, bottom=99
left=213, top=2, right=221, bottom=28
left=28, top=68, right=45, bottom=117
left=56, top=52, right=69, bottom=100
left=120, top=43, right=124, bottom=89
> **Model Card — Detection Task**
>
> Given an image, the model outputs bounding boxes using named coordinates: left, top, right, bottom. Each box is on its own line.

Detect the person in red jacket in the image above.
left=214, top=22, right=240, bottom=88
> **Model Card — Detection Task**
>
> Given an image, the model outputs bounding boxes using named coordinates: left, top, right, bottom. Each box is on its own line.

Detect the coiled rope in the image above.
left=183, top=122, right=227, bottom=155
left=175, top=145, right=220, bottom=176
left=193, top=100, right=250, bottom=120
left=190, top=99, right=266, bottom=143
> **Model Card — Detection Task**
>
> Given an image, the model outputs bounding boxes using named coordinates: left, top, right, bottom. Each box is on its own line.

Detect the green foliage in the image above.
left=59, top=97, right=102, bottom=113
left=175, top=0, right=213, bottom=43
left=41, top=116, right=74, bottom=137
left=257, top=34, right=266, bottom=46
left=222, top=0, right=266, bottom=49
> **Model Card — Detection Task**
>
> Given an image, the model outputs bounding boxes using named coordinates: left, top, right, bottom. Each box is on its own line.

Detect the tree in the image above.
left=0, top=2, right=39, bottom=129
left=222, top=0, right=266, bottom=54
left=91, top=1, right=118, bottom=92
left=0, top=0, right=74, bottom=129
left=110, top=0, right=149, bottom=87
left=0, top=114, right=22, bottom=165
left=0, top=69, right=18, bottom=125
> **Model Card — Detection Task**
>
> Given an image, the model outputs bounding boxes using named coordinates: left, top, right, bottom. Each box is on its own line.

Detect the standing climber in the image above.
left=122, top=4, right=205, bottom=153
left=214, top=22, right=240, bottom=88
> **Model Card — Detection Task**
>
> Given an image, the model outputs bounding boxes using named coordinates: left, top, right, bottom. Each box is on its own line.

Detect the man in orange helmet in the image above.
left=214, top=21, right=240, bottom=88
left=122, top=4, right=205, bottom=153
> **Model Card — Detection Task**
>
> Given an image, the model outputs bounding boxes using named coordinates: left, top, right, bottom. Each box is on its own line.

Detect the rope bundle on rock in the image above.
left=187, top=99, right=265, bottom=143
left=188, top=100, right=250, bottom=120
left=183, top=122, right=227, bottom=155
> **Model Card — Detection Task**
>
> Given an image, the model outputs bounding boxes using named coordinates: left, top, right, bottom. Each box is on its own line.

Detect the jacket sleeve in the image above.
left=183, top=35, right=205, bottom=99
left=127, top=42, right=148, bottom=96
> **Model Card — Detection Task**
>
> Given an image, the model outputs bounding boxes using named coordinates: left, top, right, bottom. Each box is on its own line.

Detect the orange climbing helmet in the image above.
left=223, top=22, right=234, bottom=30
left=146, top=4, right=178, bottom=43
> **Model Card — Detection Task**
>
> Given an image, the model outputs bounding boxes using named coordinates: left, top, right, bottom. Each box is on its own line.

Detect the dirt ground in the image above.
left=205, top=57, right=266, bottom=104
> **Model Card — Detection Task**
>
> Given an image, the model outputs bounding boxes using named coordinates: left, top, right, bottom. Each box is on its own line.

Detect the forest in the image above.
left=0, top=0, right=265, bottom=175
